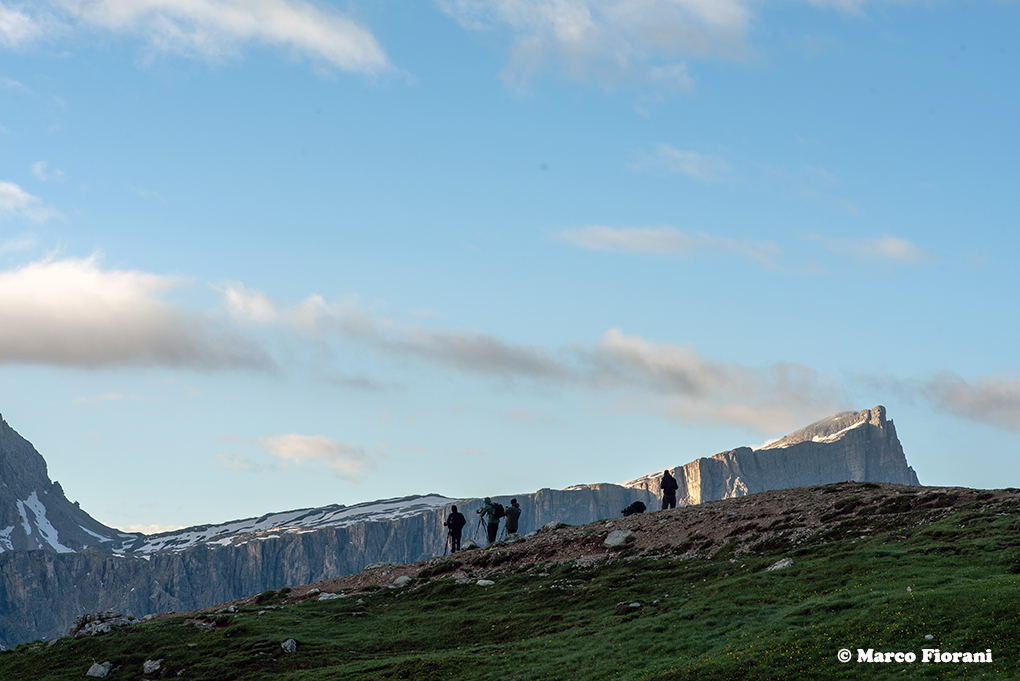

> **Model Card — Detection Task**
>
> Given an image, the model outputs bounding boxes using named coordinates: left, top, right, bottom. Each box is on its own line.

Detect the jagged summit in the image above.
left=0, top=415, right=134, bottom=553
left=624, top=405, right=919, bottom=505
left=757, top=405, right=889, bottom=450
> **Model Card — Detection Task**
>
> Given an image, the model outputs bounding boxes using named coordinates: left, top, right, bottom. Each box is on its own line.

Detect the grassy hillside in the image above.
left=2, top=483, right=1018, bottom=680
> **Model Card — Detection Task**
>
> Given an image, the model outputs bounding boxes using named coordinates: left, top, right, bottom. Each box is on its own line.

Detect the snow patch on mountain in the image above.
left=17, top=491, right=74, bottom=553
left=120, top=494, right=453, bottom=555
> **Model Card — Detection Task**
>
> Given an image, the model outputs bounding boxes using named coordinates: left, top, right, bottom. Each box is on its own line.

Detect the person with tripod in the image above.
left=444, top=505, right=467, bottom=552
left=477, top=497, right=501, bottom=544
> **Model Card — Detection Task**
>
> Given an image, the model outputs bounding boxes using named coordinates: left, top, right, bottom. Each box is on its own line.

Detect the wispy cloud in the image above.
left=6, top=0, right=390, bottom=74
left=215, top=452, right=267, bottom=473
left=1, top=76, right=32, bottom=92
left=587, top=328, right=844, bottom=432
left=0, top=235, right=34, bottom=257
left=257, top=433, right=375, bottom=482
left=217, top=283, right=841, bottom=432
left=0, top=255, right=272, bottom=370
left=0, top=181, right=63, bottom=222
left=63, top=0, right=389, bottom=73
left=0, top=3, right=51, bottom=49
left=923, top=371, right=1020, bottom=432
left=437, top=0, right=751, bottom=91
left=632, top=143, right=731, bottom=181
left=130, top=186, right=165, bottom=202
left=72, top=392, right=153, bottom=404
left=808, top=234, right=934, bottom=263
left=31, top=161, right=66, bottom=181
left=557, top=225, right=782, bottom=266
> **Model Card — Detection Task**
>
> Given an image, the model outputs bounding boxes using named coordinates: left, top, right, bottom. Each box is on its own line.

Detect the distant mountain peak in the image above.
left=624, top=405, right=919, bottom=504
left=0, top=415, right=128, bottom=553
left=756, top=406, right=888, bottom=451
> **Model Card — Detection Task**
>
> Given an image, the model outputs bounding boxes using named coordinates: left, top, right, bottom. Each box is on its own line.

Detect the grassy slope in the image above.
left=2, top=484, right=1019, bottom=680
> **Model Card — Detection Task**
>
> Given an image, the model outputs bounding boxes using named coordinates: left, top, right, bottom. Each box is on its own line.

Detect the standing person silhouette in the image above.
left=504, top=499, right=521, bottom=536
left=445, top=505, right=467, bottom=552
left=660, top=469, right=679, bottom=509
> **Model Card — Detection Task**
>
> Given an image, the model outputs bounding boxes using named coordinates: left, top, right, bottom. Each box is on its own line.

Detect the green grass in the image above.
left=3, top=489, right=1019, bottom=680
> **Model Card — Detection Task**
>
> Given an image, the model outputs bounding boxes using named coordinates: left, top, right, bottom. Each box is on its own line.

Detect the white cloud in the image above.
left=0, top=181, right=63, bottom=222
left=809, top=234, right=933, bottom=262
left=257, top=433, right=374, bottom=481
left=634, top=143, right=731, bottom=181
left=924, top=372, right=1020, bottom=432
left=0, top=2, right=49, bottom=48
left=438, top=0, right=751, bottom=90
left=31, top=161, right=66, bottom=181
left=0, top=255, right=272, bottom=369
left=558, top=225, right=782, bottom=266
left=47, top=0, right=390, bottom=73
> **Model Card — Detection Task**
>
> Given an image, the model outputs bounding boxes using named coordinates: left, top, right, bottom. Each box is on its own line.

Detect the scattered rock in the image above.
left=318, top=592, right=348, bottom=601
left=227, top=605, right=237, bottom=613
left=363, top=562, right=393, bottom=571
left=461, top=540, right=481, bottom=550
left=86, top=661, right=113, bottom=678
left=143, top=659, right=163, bottom=674
left=476, top=579, right=495, bottom=587
left=70, top=612, right=134, bottom=639
left=765, top=558, right=794, bottom=572
left=925, top=634, right=934, bottom=640
left=391, top=575, right=412, bottom=588
left=307, top=588, right=321, bottom=596
left=542, top=521, right=567, bottom=532
left=604, top=530, right=633, bottom=547
left=281, top=639, right=298, bottom=654
left=614, top=601, right=642, bottom=615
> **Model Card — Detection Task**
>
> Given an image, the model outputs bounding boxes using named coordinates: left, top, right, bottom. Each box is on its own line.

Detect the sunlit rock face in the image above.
left=623, top=406, right=920, bottom=505
left=0, top=406, right=918, bottom=648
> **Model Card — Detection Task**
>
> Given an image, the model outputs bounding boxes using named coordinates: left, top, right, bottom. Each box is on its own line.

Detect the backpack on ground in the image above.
left=621, top=501, right=646, bottom=517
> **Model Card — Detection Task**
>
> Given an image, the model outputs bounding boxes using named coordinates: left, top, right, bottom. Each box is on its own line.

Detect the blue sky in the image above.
left=1, top=0, right=1018, bottom=533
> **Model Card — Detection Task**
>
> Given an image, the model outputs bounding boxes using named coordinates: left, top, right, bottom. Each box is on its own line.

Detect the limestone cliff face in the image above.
left=0, top=406, right=918, bottom=648
left=625, top=406, right=919, bottom=504
left=0, top=483, right=655, bottom=647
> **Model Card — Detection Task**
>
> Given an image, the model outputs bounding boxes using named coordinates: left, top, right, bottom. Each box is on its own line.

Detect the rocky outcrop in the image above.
left=624, top=406, right=919, bottom=504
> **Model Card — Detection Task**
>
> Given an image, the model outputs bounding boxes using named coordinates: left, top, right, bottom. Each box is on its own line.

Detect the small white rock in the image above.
left=281, top=639, right=297, bottom=654
left=476, top=579, right=495, bottom=587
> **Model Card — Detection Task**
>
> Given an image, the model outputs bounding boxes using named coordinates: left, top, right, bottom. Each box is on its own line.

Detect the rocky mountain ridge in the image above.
left=0, top=405, right=918, bottom=647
